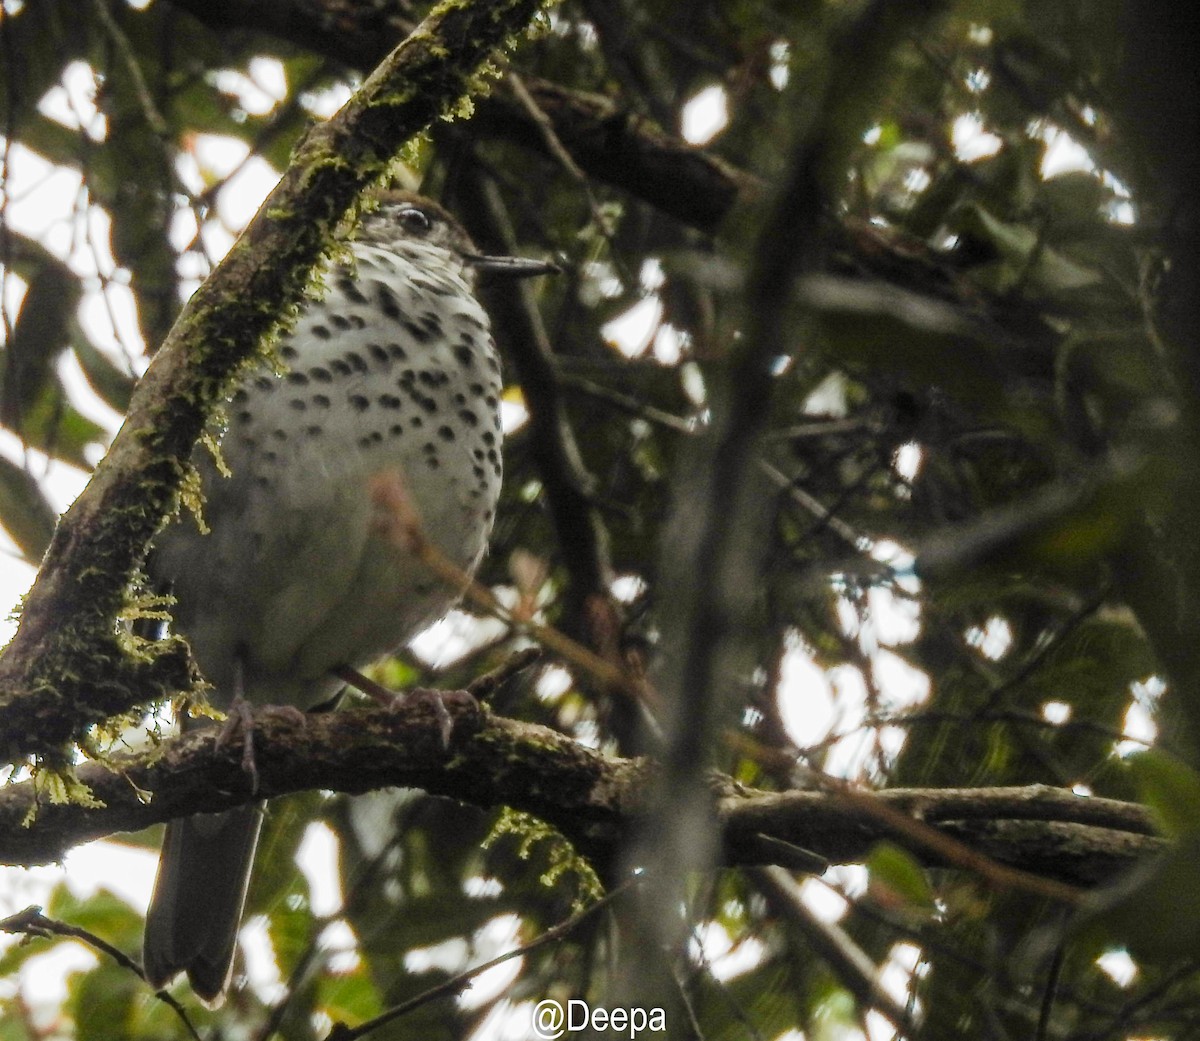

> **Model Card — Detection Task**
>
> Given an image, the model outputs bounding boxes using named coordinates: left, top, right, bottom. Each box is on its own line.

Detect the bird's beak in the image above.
left=462, top=253, right=561, bottom=279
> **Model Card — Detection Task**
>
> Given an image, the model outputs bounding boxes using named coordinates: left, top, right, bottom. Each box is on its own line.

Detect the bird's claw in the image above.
left=265, top=704, right=308, bottom=727
left=405, top=687, right=456, bottom=748
left=333, top=664, right=471, bottom=749
left=213, top=697, right=259, bottom=795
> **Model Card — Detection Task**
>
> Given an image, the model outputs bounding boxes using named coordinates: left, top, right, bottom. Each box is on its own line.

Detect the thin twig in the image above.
left=466, top=645, right=543, bottom=700
left=369, top=465, right=656, bottom=711
left=506, top=72, right=616, bottom=242
left=750, top=866, right=917, bottom=1035
left=0, top=905, right=202, bottom=1041
left=326, top=879, right=637, bottom=1040
left=557, top=370, right=696, bottom=434
left=759, top=458, right=870, bottom=552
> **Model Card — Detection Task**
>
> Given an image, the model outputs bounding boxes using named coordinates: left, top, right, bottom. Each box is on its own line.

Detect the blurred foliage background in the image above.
left=2, top=0, right=1199, bottom=1038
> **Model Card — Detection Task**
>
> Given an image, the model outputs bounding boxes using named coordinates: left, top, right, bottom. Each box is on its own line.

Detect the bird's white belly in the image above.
left=150, top=245, right=503, bottom=709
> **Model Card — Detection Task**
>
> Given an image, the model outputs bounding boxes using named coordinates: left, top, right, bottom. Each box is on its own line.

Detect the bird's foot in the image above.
left=213, top=696, right=259, bottom=794
left=405, top=688, right=458, bottom=748
left=332, top=665, right=467, bottom=747
left=263, top=704, right=308, bottom=727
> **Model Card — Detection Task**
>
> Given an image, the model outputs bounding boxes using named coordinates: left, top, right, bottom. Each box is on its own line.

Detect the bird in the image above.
left=142, top=189, right=556, bottom=1003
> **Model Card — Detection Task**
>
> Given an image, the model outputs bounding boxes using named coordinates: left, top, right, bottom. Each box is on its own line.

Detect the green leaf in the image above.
left=866, top=841, right=935, bottom=912
left=266, top=887, right=315, bottom=978
left=46, top=884, right=143, bottom=954
left=72, top=333, right=136, bottom=416
left=1037, top=171, right=1110, bottom=235
left=954, top=202, right=1103, bottom=295
left=1, top=246, right=81, bottom=421
left=11, top=388, right=106, bottom=469
left=1126, top=751, right=1200, bottom=840
left=1094, top=829, right=1200, bottom=963
left=0, top=455, right=58, bottom=562
left=318, top=967, right=384, bottom=1025
left=70, top=962, right=142, bottom=1041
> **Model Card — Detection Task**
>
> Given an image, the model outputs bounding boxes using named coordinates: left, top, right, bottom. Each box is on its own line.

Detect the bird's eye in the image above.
left=398, top=206, right=433, bottom=235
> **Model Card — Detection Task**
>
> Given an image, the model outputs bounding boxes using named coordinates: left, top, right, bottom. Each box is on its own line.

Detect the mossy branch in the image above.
left=0, top=697, right=1162, bottom=894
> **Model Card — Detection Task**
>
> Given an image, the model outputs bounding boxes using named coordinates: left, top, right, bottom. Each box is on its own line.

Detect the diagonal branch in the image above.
left=0, top=0, right=554, bottom=762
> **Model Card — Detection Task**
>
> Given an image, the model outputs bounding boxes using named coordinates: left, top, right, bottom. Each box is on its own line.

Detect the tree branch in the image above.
left=750, top=866, right=916, bottom=1035
left=472, top=77, right=760, bottom=234
left=160, top=0, right=762, bottom=234
left=0, top=0, right=553, bottom=761
left=0, top=699, right=1162, bottom=891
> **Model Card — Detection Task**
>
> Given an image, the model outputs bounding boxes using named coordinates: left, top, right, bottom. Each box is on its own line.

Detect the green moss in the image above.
left=486, top=807, right=603, bottom=908
left=22, top=765, right=105, bottom=827
left=176, top=463, right=209, bottom=534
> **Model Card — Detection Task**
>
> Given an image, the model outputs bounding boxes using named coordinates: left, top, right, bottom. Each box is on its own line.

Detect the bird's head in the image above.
left=359, top=190, right=558, bottom=282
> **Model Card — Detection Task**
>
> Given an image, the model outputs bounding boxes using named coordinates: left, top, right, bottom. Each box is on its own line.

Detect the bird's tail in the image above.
left=143, top=803, right=264, bottom=1004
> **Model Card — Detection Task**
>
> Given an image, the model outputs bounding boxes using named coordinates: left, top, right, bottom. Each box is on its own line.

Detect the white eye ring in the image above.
left=398, top=206, right=433, bottom=234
